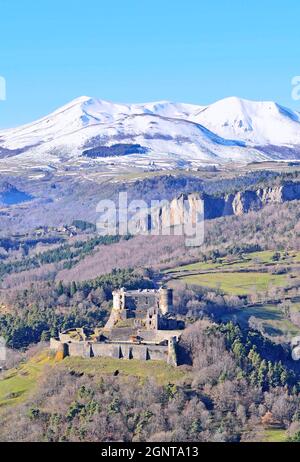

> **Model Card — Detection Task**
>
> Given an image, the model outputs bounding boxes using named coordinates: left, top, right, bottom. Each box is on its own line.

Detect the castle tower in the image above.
left=145, top=307, right=159, bottom=330
left=112, top=288, right=125, bottom=311
left=159, top=287, right=173, bottom=315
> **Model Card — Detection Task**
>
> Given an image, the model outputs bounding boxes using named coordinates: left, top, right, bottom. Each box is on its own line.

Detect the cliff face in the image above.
left=201, top=181, right=300, bottom=219
left=230, top=182, right=300, bottom=216
left=129, top=181, right=300, bottom=232
left=129, top=193, right=204, bottom=234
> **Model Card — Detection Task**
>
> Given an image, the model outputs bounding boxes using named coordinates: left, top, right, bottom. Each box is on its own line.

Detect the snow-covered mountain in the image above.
left=1, top=96, right=300, bottom=169
left=191, top=97, right=300, bottom=146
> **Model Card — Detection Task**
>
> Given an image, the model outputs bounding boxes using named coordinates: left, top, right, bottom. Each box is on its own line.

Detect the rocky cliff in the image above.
left=131, top=182, right=300, bottom=232
left=204, top=181, right=300, bottom=219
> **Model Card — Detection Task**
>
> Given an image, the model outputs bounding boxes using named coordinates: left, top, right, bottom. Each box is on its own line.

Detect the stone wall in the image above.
left=68, top=342, right=91, bottom=358
left=50, top=339, right=172, bottom=363
left=50, top=337, right=62, bottom=351
left=91, top=342, right=169, bottom=362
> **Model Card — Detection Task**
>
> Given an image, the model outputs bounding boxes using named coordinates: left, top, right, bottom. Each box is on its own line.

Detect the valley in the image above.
left=3, top=0, right=300, bottom=447
left=1, top=100, right=300, bottom=443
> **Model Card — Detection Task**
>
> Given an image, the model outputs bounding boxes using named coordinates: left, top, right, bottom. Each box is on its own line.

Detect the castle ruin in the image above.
left=50, top=287, right=184, bottom=366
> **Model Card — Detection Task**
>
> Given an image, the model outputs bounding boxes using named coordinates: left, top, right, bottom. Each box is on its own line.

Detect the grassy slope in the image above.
left=0, top=352, right=54, bottom=408
left=166, top=250, right=300, bottom=274
left=221, top=304, right=300, bottom=339
left=61, top=356, right=188, bottom=385
left=0, top=352, right=188, bottom=410
left=264, top=429, right=287, bottom=442
left=166, top=250, right=300, bottom=339
left=166, top=251, right=300, bottom=304
left=178, top=272, right=289, bottom=296
left=0, top=353, right=289, bottom=443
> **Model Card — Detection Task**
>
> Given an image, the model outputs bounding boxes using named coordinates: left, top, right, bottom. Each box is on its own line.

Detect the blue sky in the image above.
left=0, top=0, right=300, bottom=128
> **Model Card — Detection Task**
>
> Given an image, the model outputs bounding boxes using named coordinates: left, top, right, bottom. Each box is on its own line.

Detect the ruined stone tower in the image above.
left=159, top=287, right=173, bottom=315
left=112, top=287, right=125, bottom=310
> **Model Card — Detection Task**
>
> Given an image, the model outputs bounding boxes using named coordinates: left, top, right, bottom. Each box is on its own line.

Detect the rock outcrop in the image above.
left=203, top=181, right=300, bottom=219
left=231, top=182, right=300, bottom=216
left=131, top=181, right=300, bottom=231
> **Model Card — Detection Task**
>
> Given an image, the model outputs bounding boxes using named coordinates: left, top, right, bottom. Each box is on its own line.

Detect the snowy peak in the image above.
left=192, top=97, right=300, bottom=145
left=138, top=100, right=204, bottom=119
left=60, top=95, right=300, bottom=147
left=1, top=95, right=300, bottom=168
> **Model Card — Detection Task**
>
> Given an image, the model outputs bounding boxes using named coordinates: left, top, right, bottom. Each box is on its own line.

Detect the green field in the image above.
left=220, top=303, right=300, bottom=339
left=177, top=271, right=288, bottom=295
left=165, top=250, right=300, bottom=275
left=164, top=260, right=222, bottom=273
left=165, top=249, right=300, bottom=337
left=263, top=429, right=287, bottom=442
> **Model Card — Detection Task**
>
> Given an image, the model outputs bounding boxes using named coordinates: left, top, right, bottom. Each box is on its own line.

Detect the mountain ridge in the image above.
left=1, top=96, right=300, bottom=168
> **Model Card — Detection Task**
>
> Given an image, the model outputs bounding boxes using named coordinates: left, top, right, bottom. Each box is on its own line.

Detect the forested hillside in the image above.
left=1, top=167, right=300, bottom=442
